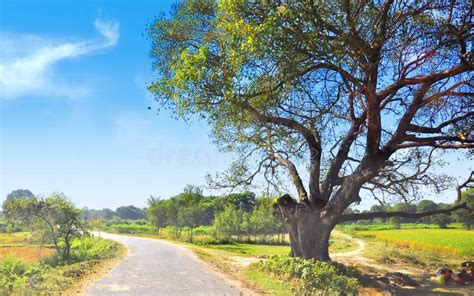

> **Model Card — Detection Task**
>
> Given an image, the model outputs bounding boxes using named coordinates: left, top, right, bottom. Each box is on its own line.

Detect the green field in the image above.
left=356, top=229, right=474, bottom=256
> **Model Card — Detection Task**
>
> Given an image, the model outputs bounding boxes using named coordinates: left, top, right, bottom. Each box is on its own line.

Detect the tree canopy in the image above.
left=148, top=0, right=473, bottom=260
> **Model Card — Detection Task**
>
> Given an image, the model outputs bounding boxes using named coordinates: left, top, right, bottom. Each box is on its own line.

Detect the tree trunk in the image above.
left=276, top=194, right=336, bottom=261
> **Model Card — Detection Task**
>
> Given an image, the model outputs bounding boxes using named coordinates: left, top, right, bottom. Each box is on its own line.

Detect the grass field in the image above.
left=356, top=228, right=474, bottom=256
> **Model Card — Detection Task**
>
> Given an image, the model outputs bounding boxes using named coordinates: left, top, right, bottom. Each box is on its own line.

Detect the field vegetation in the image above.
left=356, top=229, right=473, bottom=256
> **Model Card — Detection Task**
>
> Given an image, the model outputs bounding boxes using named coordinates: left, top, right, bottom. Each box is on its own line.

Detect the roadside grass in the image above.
left=205, top=243, right=290, bottom=257
left=355, top=229, right=474, bottom=256
left=243, top=266, right=295, bottom=296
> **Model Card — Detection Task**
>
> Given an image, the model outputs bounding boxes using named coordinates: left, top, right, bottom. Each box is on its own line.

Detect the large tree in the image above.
left=148, top=0, right=473, bottom=260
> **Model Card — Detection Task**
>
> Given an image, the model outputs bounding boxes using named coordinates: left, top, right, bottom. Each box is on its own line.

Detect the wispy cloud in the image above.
left=0, top=17, right=120, bottom=99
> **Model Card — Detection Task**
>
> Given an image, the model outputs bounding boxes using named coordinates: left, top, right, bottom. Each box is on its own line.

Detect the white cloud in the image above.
left=0, top=17, right=120, bottom=99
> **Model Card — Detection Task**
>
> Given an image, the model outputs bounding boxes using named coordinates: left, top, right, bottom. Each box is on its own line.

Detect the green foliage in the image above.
left=146, top=186, right=221, bottom=239
left=70, top=237, right=118, bottom=262
left=116, top=205, right=147, bottom=220
left=107, top=223, right=155, bottom=234
left=255, top=256, right=359, bottom=295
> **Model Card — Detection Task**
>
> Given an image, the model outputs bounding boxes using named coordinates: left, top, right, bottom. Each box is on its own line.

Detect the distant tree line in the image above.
left=82, top=205, right=147, bottom=221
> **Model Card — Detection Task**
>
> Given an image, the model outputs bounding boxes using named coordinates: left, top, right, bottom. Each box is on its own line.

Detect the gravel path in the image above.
left=85, top=233, right=242, bottom=296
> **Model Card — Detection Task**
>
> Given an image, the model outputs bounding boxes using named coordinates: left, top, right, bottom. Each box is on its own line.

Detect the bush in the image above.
left=0, top=255, right=29, bottom=293
left=109, top=223, right=154, bottom=234
left=70, top=237, right=118, bottom=261
left=41, top=237, right=118, bottom=267
left=255, top=256, right=359, bottom=295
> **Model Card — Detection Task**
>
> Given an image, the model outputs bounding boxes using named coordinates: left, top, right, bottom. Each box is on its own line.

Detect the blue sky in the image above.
left=0, top=0, right=471, bottom=210
left=0, top=0, right=234, bottom=209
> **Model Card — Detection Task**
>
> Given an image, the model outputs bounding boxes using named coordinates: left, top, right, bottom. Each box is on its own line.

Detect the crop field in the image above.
left=337, top=223, right=464, bottom=232
left=0, top=233, right=55, bottom=263
left=0, top=246, right=55, bottom=263
left=0, top=232, right=31, bottom=245
left=356, top=229, right=474, bottom=256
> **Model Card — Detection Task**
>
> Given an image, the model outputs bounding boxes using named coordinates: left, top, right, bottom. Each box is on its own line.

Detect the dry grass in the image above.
left=0, top=246, right=55, bottom=263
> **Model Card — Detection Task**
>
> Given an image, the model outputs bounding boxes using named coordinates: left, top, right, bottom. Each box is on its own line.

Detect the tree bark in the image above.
left=276, top=194, right=335, bottom=261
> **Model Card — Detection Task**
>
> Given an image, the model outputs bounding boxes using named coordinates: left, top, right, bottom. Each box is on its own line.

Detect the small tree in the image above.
left=3, top=192, right=86, bottom=261
left=416, top=200, right=439, bottom=224
left=147, top=196, right=168, bottom=234
left=455, top=187, right=474, bottom=229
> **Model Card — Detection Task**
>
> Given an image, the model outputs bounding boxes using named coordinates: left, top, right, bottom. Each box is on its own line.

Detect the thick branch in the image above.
left=377, top=63, right=470, bottom=100
left=321, top=122, right=362, bottom=201
left=338, top=202, right=467, bottom=222
left=273, top=153, right=309, bottom=205
left=239, top=100, right=323, bottom=205
left=457, top=171, right=474, bottom=201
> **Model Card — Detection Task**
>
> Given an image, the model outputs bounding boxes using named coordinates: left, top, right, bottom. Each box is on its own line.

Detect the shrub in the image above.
left=41, top=236, right=118, bottom=267
left=110, top=223, right=154, bottom=234
left=70, top=237, right=118, bottom=262
left=255, top=256, right=359, bottom=295
left=0, top=254, right=29, bottom=293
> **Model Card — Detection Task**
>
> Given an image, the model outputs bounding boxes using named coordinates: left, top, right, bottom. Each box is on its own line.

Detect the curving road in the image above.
left=86, top=233, right=242, bottom=296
